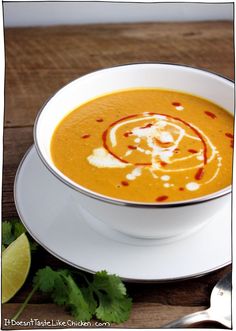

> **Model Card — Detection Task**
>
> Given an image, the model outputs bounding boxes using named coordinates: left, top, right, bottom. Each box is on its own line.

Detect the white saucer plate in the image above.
left=14, top=146, right=232, bottom=282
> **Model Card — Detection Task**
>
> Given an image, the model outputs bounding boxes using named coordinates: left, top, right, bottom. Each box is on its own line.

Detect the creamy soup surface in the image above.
left=51, top=89, right=234, bottom=203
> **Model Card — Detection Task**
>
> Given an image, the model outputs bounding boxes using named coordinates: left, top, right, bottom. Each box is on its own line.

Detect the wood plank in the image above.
left=0, top=303, right=206, bottom=328
left=4, top=21, right=234, bottom=127
left=2, top=127, right=33, bottom=218
left=1, top=302, right=225, bottom=328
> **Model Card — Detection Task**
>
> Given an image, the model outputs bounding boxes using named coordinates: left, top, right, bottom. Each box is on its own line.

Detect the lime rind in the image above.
left=2, top=233, right=31, bottom=303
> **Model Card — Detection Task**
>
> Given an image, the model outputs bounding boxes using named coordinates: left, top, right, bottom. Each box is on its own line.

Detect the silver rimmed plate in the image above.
left=14, top=146, right=231, bottom=282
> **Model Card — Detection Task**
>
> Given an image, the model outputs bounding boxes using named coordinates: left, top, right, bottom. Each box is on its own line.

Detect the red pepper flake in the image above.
left=230, top=139, right=234, bottom=148
left=96, top=118, right=103, bottom=123
left=124, top=131, right=133, bottom=137
left=179, top=187, right=184, bottom=191
left=81, top=134, right=90, bottom=139
left=195, top=167, right=204, bottom=180
left=121, top=181, right=129, bottom=186
left=140, top=123, right=153, bottom=129
left=128, top=145, right=137, bottom=150
left=204, top=111, right=216, bottom=119
left=174, top=148, right=179, bottom=153
left=225, top=133, right=234, bottom=139
left=188, top=149, right=198, bottom=154
left=160, top=161, right=167, bottom=167
left=156, top=195, right=168, bottom=202
left=172, top=102, right=181, bottom=107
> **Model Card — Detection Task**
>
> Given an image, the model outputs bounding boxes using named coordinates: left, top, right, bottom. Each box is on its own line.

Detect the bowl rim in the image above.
left=33, top=62, right=234, bottom=209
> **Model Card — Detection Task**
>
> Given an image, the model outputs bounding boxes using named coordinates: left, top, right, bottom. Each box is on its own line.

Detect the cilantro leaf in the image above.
left=34, top=266, right=61, bottom=292
left=51, top=271, right=69, bottom=305
left=93, top=270, right=127, bottom=298
left=96, top=294, right=132, bottom=323
left=13, top=221, right=26, bottom=238
left=2, top=221, right=14, bottom=246
left=2, top=220, right=26, bottom=248
left=33, top=267, right=93, bottom=321
left=34, top=267, right=71, bottom=306
left=66, top=276, right=92, bottom=321
left=12, top=220, right=38, bottom=252
left=81, top=286, right=97, bottom=315
left=29, top=241, right=38, bottom=252
left=92, top=271, right=132, bottom=323
left=2, top=220, right=38, bottom=252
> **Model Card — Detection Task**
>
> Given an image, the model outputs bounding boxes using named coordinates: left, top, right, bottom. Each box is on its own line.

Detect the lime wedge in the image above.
left=2, top=233, right=31, bottom=303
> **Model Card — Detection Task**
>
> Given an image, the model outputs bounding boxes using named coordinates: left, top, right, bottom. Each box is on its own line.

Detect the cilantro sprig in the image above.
left=3, top=220, right=132, bottom=324
left=13, top=267, right=132, bottom=323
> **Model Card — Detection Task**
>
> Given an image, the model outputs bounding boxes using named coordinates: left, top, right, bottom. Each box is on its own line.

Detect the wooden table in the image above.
left=2, top=21, right=233, bottom=328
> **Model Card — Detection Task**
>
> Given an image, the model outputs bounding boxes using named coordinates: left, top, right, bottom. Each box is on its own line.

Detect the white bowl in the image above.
left=34, top=63, right=234, bottom=239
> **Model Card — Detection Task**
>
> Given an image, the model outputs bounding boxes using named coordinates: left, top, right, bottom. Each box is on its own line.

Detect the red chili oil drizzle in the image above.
left=140, top=123, right=153, bottom=129
left=102, top=112, right=208, bottom=167
left=81, top=134, right=90, bottom=139
left=195, top=167, right=204, bottom=180
left=124, top=131, right=133, bottom=137
left=102, top=114, right=138, bottom=164
left=160, top=161, right=167, bottom=167
left=102, top=130, right=129, bottom=164
left=134, top=162, right=152, bottom=166
left=96, top=118, right=104, bottom=123
left=204, top=111, right=216, bottom=119
left=225, top=133, right=233, bottom=139
left=179, top=187, right=184, bottom=191
left=188, top=149, right=198, bottom=154
left=156, top=195, right=168, bottom=202
left=121, top=181, right=129, bottom=186
left=172, top=102, right=181, bottom=107
left=128, top=145, right=137, bottom=150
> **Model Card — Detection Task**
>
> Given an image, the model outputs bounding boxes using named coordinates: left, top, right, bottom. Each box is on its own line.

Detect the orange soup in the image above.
left=51, top=89, right=234, bottom=202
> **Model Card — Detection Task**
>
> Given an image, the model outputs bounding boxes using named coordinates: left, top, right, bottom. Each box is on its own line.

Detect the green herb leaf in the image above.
left=51, top=271, right=69, bottom=306
left=67, top=276, right=92, bottom=321
left=81, top=286, right=97, bottom=315
left=13, top=221, right=26, bottom=239
left=2, top=220, right=38, bottom=252
left=34, top=266, right=61, bottom=292
left=33, top=267, right=92, bottom=321
left=93, top=270, right=127, bottom=298
left=29, top=241, right=38, bottom=252
left=2, top=221, right=14, bottom=246
left=32, top=267, right=132, bottom=324
left=96, top=293, right=132, bottom=323
left=92, top=270, right=132, bottom=323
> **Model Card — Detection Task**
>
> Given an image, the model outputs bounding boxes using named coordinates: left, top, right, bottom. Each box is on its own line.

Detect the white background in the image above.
left=3, top=2, right=233, bottom=27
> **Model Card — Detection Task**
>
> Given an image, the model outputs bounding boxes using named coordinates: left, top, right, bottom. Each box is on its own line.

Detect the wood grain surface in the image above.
left=2, top=21, right=233, bottom=328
